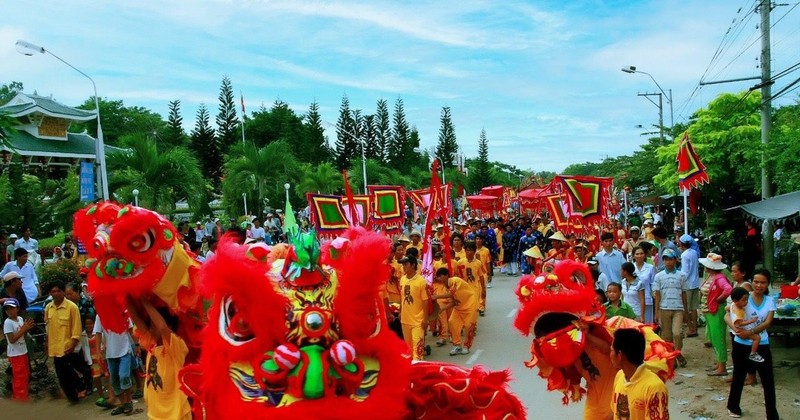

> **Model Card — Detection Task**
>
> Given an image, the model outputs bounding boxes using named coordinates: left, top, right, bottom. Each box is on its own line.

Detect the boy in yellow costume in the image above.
left=457, top=242, right=486, bottom=320
left=399, top=256, right=429, bottom=360
left=432, top=268, right=478, bottom=356
left=474, top=236, right=491, bottom=315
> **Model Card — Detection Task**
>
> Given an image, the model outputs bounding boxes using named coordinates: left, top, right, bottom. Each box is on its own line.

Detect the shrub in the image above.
left=39, top=258, right=80, bottom=292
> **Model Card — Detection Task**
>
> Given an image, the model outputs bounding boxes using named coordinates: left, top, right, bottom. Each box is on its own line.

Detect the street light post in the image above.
left=16, top=40, right=109, bottom=201
left=132, top=189, right=139, bottom=207
left=622, top=66, right=673, bottom=136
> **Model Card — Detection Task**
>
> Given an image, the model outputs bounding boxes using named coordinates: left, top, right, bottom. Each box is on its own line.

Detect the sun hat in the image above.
left=398, top=235, right=411, bottom=243
left=409, top=230, right=422, bottom=238
left=3, top=272, right=22, bottom=284
left=629, top=226, right=641, bottom=232
left=699, top=253, right=727, bottom=271
left=548, top=231, right=568, bottom=242
left=522, top=246, right=544, bottom=259
left=9, top=233, right=18, bottom=239
left=3, top=297, right=19, bottom=308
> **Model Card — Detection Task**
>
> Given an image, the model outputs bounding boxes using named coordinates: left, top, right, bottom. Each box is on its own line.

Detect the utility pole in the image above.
left=759, top=0, right=774, bottom=272
left=638, top=92, right=664, bottom=143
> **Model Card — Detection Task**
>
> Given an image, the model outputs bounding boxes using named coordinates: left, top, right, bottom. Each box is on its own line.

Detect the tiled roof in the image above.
left=2, top=128, right=125, bottom=158
left=0, top=93, right=95, bottom=120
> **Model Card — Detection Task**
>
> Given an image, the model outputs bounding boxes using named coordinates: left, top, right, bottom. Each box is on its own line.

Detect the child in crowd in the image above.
left=3, top=298, right=33, bottom=401
left=86, top=316, right=116, bottom=409
left=604, top=282, right=636, bottom=319
left=431, top=265, right=452, bottom=347
left=431, top=268, right=479, bottom=356
left=729, top=287, right=764, bottom=363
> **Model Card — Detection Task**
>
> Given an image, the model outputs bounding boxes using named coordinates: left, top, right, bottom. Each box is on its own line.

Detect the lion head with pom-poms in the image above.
left=73, top=202, right=202, bottom=340
left=179, top=226, right=410, bottom=420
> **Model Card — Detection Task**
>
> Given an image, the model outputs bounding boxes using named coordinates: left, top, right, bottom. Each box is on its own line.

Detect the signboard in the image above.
left=80, top=162, right=95, bottom=202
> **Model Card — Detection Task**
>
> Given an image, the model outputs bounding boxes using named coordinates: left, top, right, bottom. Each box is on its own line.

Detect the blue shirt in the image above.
left=652, top=269, right=688, bottom=310
left=596, top=248, right=625, bottom=283
left=680, top=248, right=700, bottom=289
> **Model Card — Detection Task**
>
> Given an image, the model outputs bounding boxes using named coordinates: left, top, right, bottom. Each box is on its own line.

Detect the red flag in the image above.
left=676, top=132, right=709, bottom=191
left=240, top=93, right=246, bottom=116
left=421, top=160, right=443, bottom=284
left=342, top=170, right=360, bottom=226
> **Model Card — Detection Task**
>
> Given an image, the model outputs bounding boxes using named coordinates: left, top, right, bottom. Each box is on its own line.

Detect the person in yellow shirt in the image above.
left=451, top=234, right=466, bottom=263
left=432, top=268, right=479, bottom=356
left=387, top=242, right=404, bottom=304
left=128, top=296, right=192, bottom=420
left=609, top=328, right=669, bottom=420
left=474, top=236, right=492, bottom=314
left=44, top=280, right=85, bottom=403
left=457, top=242, right=486, bottom=318
left=430, top=262, right=452, bottom=347
left=399, top=256, right=429, bottom=361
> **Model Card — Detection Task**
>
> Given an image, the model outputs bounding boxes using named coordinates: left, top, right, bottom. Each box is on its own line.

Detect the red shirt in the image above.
left=707, top=272, right=732, bottom=314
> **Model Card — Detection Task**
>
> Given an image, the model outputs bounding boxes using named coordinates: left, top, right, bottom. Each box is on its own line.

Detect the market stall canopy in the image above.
left=480, top=185, right=504, bottom=198
left=728, top=191, right=800, bottom=221
left=466, top=194, right=501, bottom=212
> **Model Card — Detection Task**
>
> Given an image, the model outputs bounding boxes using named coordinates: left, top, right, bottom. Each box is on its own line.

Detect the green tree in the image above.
left=388, top=97, right=409, bottom=169
left=470, top=129, right=492, bottom=191
left=334, top=95, right=357, bottom=170
left=73, top=98, right=165, bottom=145
left=304, top=101, right=331, bottom=164
left=0, top=165, right=46, bottom=234
left=435, top=106, right=458, bottom=167
left=375, top=99, right=391, bottom=162
left=0, top=81, right=23, bottom=105
left=222, top=141, right=300, bottom=217
left=47, top=171, right=83, bottom=233
left=246, top=101, right=305, bottom=149
left=162, top=99, right=188, bottom=150
left=106, top=134, right=205, bottom=214
left=768, top=99, right=800, bottom=194
left=296, top=163, right=342, bottom=198
left=362, top=114, right=380, bottom=160
left=189, top=104, right=220, bottom=185
left=215, top=76, right=240, bottom=155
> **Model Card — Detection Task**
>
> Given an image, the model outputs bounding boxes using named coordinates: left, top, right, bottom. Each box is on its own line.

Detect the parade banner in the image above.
left=544, top=194, right=570, bottom=230
left=342, top=195, right=371, bottom=227
left=306, top=193, right=350, bottom=236
left=368, top=185, right=405, bottom=230
left=407, top=184, right=451, bottom=213
left=676, top=132, right=709, bottom=191
left=554, top=175, right=613, bottom=224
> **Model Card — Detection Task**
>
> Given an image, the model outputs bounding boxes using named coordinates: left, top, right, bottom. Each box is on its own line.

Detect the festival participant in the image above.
left=699, top=253, right=732, bottom=377
left=609, top=328, right=670, bottom=420
left=0, top=248, right=40, bottom=304
left=614, top=220, right=627, bottom=249
left=501, top=223, right=520, bottom=275
left=643, top=218, right=655, bottom=240
left=521, top=246, right=543, bottom=276
left=726, top=270, right=779, bottom=420
left=398, top=235, right=411, bottom=252
left=621, top=226, right=644, bottom=260
left=458, top=241, right=486, bottom=319
left=432, top=268, right=478, bottom=356
left=399, top=256, right=429, bottom=361
left=45, top=280, right=86, bottom=403
left=678, top=234, right=701, bottom=337
left=631, top=246, right=656, bottom=323
left=605, top=282, right=636, bottom=319
left=596, top=232, right=625, bottom=284
left=3, top=298, right=34, bottom=401
left=451, top=233, right=466, bottom=263
left=620, top=262, right=645, bottom=322
left=573, top=240, right=591, bottom=264
left=652, top=227, right=679, bottom=273
left=408, top=230, right=423, bottom=253
left=652, top=248, right=688, bottom=367
left=475, top=235, right=492, bottom=310
left=545, top=231, right=573, bottom=261
left=387, top=242, right=404, bottom=304
left=93, top=314, right=136, bottom=415
left=431, top=266, right=452, bottom=347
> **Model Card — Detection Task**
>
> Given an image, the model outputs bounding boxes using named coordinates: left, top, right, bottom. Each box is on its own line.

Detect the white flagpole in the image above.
left=683, top=188, right=689, bottom=233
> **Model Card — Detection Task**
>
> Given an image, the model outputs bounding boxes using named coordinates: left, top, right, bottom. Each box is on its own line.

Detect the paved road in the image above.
left=426, top=271, right=693, bottom=420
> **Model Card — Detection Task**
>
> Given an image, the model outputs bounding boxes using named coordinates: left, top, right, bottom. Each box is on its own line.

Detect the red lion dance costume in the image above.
left=179, top=221, right=524, bottom=419
left=514, top=260, right=678, bottom=419
left=73, top=202, right=203, bottom=354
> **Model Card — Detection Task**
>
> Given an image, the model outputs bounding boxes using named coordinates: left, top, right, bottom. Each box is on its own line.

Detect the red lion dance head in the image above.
left=73, top=202, right=201, bottom=340
left=514, top=260, right=676, bottom=405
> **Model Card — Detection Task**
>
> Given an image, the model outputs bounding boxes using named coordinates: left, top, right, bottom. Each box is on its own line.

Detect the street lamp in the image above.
left=132, top=189, right=139, bottom=207
left=622, top=66, right=673, bottom=141
left=284, top=183, right=290, bottom=204
left=16, top=40, right=109, bottom=201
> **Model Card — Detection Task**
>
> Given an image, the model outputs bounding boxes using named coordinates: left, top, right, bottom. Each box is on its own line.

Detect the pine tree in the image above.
left=470, top=129, right=492, bottom=191
left=190, top=104, right=219, bottom=186
left=163, top=99, right=187, bottom=149
left=407, top=126, right=424, bottom=170
left=435, top=106, right=458, bottom=167
left=215, top=76, right=240, bottom=155
left=375, top=99, right=391, bottom=162
left=304, top=101, right=330, bottom=164
left=334, top=95, right=357, bottom=170
left=388, top=97, right=409, bottom=169
left=362, top=114, right=379, bottom=159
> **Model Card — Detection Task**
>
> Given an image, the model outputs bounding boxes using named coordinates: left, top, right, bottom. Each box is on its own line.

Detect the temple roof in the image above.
left=0, top=92, right=96, bottom=121
left=2, top=128, right=125, bottom=158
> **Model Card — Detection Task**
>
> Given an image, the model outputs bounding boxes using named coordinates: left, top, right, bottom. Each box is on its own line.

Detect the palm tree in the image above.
left=106, top=134, right=205, bottom=213
left=222, top=140, right=300, bottom=216
left=296, top=162, right=342, bottom=197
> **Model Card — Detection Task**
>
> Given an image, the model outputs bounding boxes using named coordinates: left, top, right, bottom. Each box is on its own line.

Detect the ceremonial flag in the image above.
left=676, top=132, right=709, bottom=191
left=306, top=194, right=349, bottom=236
left=342, top=170, right=360, bottom=226
left=368, top=185, right=405, bottom=230
left=555, top=175, right=613, bottom=223
left=240, top=92, right=246, bottom=116
left=420, top=160, right=442, bottom=284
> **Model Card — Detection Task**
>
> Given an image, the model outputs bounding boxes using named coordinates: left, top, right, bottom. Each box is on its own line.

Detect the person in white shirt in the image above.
left=248, top=218, right=267, bottom=243
left=94, top=314, right=136, bottom=415
left=4, top=298, right=34, bottom=400
left=0, top=248, right=40, bottom=303
left=14, top=227, right=38, bottom=252
left=194, top=222, right=206, bottom=246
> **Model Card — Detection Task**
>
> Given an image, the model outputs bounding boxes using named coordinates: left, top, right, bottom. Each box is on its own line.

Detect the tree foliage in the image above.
left=73, top=98, right=165, bottom=145
left=215, top=76, right=240, bottom=155
left=163, top=99, right=188, bottom=150
left=303, top=101, right=331, bottom=164
left=435, top=106, right=458, bottom=167
left=334, top=95, right=357, bottom=170
left=189, top=104, right=220, bottom=186
left=375, top=99, right=391, bottom=162
left=469, top=129, right=492, bottom=191
left=388, top=97, right=410, bottom=169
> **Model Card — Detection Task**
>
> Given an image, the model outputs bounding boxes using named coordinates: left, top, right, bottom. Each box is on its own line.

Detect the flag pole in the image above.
left=240, top=91, right=246, bottom=145
left=683, top=188, right=689, bottom=234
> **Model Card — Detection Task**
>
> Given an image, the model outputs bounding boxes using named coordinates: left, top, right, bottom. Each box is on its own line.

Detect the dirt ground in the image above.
left=668, top=327, right=800, bottom=419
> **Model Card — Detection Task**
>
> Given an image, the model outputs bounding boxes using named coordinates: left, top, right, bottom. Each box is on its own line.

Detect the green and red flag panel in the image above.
left=306, top=193, right=350, bottom=236
left=368, top=185, right=406, bottom=230
left=342, top=195, right=371, bottom=227
left=554, top=175, right=613, bottom=223
left=676, top=132, right=709, bottom=191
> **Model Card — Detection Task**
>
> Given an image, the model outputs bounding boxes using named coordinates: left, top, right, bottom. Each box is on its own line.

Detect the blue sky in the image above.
left=3, top=1, right=799, bottom=172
